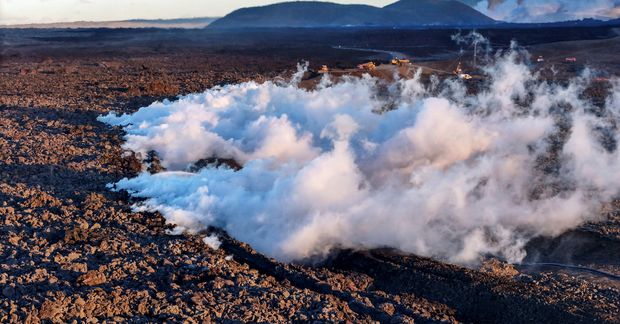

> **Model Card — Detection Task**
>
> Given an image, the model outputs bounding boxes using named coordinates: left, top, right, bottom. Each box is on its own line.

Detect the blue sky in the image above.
left=2, top=0, right=620, bottom=25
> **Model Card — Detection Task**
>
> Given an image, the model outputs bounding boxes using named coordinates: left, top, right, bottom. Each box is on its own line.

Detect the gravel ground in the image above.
left=1, top=32, right=619, bottom=323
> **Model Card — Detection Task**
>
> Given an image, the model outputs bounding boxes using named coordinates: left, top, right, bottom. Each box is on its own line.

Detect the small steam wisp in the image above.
left=99, top=45, right=620, bottom=265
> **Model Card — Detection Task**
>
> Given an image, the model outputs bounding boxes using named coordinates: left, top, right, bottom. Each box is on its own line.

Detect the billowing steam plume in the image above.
left=99, top=45, right=620, bottom=265
left=472, top=0, right=620, bottom=22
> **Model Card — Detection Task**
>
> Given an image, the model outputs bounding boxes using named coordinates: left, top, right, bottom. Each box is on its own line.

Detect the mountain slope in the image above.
left=208, top=0, right=495, bottom=29
left=384, top=0, right=494, bottom=25
left=457, top=0, right=481, bottom=6
left=210, top=2, right=383, bottom=28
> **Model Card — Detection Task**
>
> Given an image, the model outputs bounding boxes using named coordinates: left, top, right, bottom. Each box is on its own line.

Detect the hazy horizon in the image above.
left=0, top=0, right=394, bottom=25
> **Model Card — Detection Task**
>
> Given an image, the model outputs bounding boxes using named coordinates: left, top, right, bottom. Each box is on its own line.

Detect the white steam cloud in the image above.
left=473, top=0, right=620, bottom=22
left=99, top=47, right=620, bottom=265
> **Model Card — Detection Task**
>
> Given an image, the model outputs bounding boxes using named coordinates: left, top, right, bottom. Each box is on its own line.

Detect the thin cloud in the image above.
left=474, top=0, right=620, bottom=22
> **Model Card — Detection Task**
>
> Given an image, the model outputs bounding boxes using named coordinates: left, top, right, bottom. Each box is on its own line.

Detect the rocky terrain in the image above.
left=1, top=28, right=619, bottom=323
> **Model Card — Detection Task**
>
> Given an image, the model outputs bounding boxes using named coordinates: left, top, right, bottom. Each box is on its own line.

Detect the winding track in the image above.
left=516, top=262, right=620, bottom=281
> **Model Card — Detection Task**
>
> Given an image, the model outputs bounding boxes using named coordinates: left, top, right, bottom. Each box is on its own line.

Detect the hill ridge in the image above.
left=208, top=0, right=496, bottom=29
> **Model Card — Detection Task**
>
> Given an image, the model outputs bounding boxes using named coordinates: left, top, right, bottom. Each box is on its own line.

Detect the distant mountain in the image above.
left=208, top=0, right=496, bottom=29
left=384, top=0, right=494, bottom=25
left=456, top=0, right=480, bottom=6
left=1, top=17, right=218, bottom=29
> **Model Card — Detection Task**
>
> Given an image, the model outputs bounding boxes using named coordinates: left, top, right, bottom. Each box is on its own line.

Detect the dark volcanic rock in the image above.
left=77, top=271, right=107, bottom=286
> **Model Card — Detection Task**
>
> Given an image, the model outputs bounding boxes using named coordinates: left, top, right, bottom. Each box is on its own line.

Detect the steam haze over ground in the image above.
left=100, top=40, right=620, bottom=265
